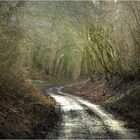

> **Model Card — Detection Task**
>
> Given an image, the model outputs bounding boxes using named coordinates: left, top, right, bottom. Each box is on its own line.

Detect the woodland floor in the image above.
left=63, top=77, right=140, bottom=135
left=0, top=82, right=60, bottom=139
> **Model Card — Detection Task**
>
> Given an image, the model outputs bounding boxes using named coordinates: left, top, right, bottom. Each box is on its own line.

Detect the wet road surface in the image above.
left=46, top=87, right=139, bottom=139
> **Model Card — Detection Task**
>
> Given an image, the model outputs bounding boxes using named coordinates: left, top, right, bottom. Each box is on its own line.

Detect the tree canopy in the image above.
left=0, top=1, right=140, bottom=86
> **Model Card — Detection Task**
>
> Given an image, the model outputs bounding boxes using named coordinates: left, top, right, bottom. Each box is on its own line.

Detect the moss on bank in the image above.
left=106, top=85, right=140, bottom=130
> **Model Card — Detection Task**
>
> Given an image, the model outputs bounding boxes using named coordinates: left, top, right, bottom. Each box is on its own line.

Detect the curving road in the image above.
left=46, top=87, right=138, bottom=139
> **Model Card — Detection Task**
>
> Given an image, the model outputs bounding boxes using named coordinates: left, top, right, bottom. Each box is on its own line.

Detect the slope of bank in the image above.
left=0, top=81, right=60, bottom=139
left=63, top=77, right=140, bottom=134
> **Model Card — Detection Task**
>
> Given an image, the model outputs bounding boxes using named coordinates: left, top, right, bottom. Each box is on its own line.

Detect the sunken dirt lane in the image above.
left=45, top=87, right=139, bottom=139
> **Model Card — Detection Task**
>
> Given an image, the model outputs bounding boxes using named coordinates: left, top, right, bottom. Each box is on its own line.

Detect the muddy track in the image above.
left=45, top=87, right=139, bottom=139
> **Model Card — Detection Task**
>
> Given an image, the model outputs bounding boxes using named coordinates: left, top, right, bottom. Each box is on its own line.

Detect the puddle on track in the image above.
left=46, top=87, right=139, bottom=139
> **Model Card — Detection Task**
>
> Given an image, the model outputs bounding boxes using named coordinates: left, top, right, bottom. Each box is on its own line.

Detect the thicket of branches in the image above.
left=0, top=2, right=25, bottom=90
left=0, top=1, right=140, bottom=88
left=81, top=1, right=140, bottom=81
